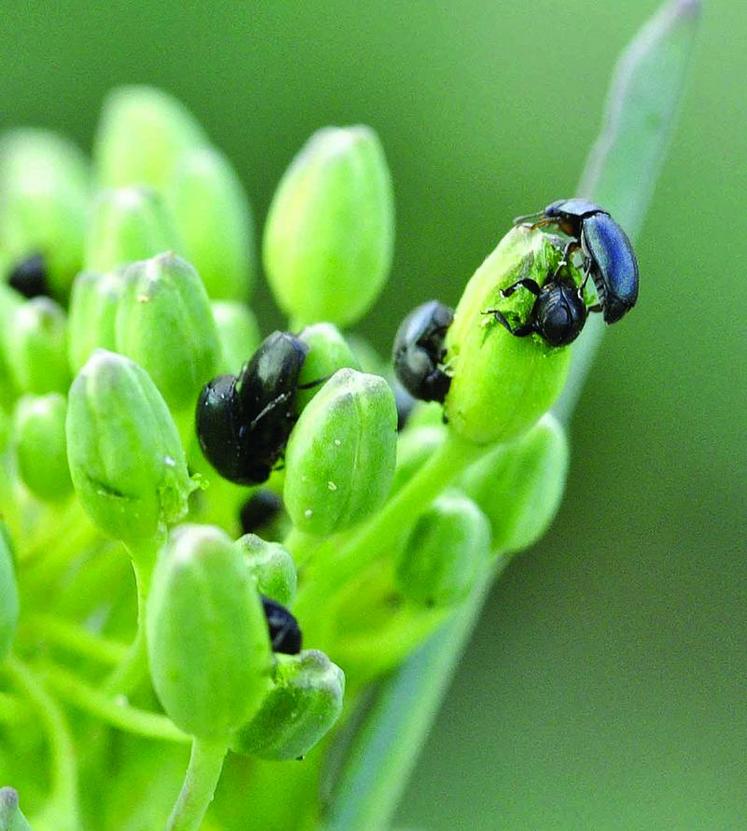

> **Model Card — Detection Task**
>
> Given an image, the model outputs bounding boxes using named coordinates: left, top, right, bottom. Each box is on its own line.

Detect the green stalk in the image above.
left=167, top=738, right=227, bottom=831
left=103, top=537, right=159, bottom=695
left=322, top=2, right=701, bottom=828
left=4, top=655, right=81, bottom=831
left=24, top=613, right=129, bottom=666
left=41, top=662, right=189, bottom=743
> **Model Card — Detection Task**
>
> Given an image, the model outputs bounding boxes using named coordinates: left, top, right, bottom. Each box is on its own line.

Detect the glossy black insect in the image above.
left=7, top=254, right=49, bottom=299
left=514, top=198, right=639, bottom=324
left=196, top=331, right=309, bottom=485
left=485, top=274, right=587, bottom=347
left=262, top=596, right=302, bottom=655
left=239, top=490, right=283, bottom=535
left=392, top=300, right=454, bottom=403
left=393, top=381, right=416, bottom=431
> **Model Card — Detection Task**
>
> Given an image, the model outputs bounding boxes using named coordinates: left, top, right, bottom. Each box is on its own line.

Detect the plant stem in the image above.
left=41, top=661, right=189, bottom=743
left=4, top=654, right=80, bottom=830
left=167, top=738, right=227, bottom=831
left=103, top=538, right=158, bottom=695
left=24, top=613, right=129, bottom=666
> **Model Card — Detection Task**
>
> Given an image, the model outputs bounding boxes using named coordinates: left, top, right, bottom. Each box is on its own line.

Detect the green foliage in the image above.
left=0, top=534, right=19, bottom=661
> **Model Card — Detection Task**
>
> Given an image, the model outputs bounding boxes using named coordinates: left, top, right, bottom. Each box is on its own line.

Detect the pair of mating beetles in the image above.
left=393, top=199, right=639, bottom=403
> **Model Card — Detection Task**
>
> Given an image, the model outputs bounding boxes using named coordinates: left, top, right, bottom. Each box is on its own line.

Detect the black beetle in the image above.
left=196, top=331, right=309, bottom=485
left=485, top=274, right=588, bottom=347
left=239, top=489, right=283, bottom=535
left=262, top=596, right=302, bottom=655
left=392, top=300, right=454, bottom=403
left=514, top=198, right=639, bottom=324
left=8, top=254, right=49, bottom=299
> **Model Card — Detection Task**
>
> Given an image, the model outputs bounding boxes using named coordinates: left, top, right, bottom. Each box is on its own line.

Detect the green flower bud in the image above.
left=0, top=787, right=32, bottom=831
left=236, top=533, right=297, bottom=606
left=263, top=126, right=394, bottom=328
left=13, top=394, right=72, bottom=502
left=115, top=253, right=220, bottom=413
left=460, top=413, right=568, bottom=555
left=231, top=650, right=344, bottom=761
left=94, top=85, right=207, bottom=190
left=444, top=227, right=581, bottom=444
left=396, top=491, right=490, bottom=608
left=0, top=530, right=19, bottom=660
left=296, top=323, right=361, bottom=409
left=0, top=129, right=89, bottom=297
left=212, top=300, right=261, bottom=375
left=66, top=350, right=194, bottom=543
left=147, top=524, right=272, bottom=739
left=67, top=270, right=125, bottom=372
left=284, top=368, right=397, bottom=535
left=84, top=186, right=182, bottom=274
left=391, top=423, right=447, bottom=493
left=167, top=146, right=256, bottom=300
left=3, top=298, right=70, bottom=394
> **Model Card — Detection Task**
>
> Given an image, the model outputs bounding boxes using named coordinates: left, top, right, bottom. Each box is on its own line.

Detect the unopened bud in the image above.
left=66, top=350, right=194, bottom=543
left=147, top=524, right=272, bottom=739
left=460, top=413, right=568, bottom=555
left=67, top=270, right=125, bottom=372
left=13, top=394, right=72, bottom=502
left=0, top=531, right=19, bottom=660
left=396, top=491, right=490, bottom=608
left=4, top=298, right=69, bottom=395
left=167, top=146, right=256, bottom=300
left=264, top=126, right=394, bottom=327
left=115, top=253, right=220, bottom=413
left=284, top=369, right=397, bottom=535
left=236, top=533, right=297, bottom=607
left=231, top=650, right=344, bottom=761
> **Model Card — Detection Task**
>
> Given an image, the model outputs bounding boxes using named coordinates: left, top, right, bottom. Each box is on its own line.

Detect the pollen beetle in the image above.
left=196, top=331, right=309, bottom=485
left=261, top=596, right=302, bottom=654
left=239, top=490, right=283, bottom=535
left=514, top=198, right=639, bottom=324
left=485, top=274, right=587, bottom=347
left=393, top=300, right=454, bottom=403
left=7, top=254, right=49, bottom=299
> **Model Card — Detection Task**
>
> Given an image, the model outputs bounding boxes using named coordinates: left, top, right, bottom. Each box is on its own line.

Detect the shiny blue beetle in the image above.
left=515, top=198, right=639, bottom=324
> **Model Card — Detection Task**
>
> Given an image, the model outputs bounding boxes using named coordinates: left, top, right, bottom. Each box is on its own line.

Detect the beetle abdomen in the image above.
left=581, top=212, right=639, bottom=323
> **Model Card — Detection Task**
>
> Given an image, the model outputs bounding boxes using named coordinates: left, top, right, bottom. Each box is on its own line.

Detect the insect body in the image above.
left=486, top=275, right=587, bottom=347
left=196, top=331, right=309, bottom=484
left=514, top=198, right=639, bottom=324
left=261, top=596, right=302, bottom=654
left=8, top=254, right=49, bottom=299
left=240, top=490, right=283, bottom=535
left=392, top=300, right=454, bottom=402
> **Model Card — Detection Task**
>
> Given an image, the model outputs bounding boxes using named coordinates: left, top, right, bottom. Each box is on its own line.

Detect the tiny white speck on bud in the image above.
left=327, top=481, right=337, bottom=491
left=304, top=509, right=313, bottom=519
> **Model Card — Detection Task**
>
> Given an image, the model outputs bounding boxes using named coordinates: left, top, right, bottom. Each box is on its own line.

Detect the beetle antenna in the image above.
left=512, top=209, right=545, bottom=226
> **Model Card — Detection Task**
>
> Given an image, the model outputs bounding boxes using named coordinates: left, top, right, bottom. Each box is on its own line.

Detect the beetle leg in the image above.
left=501, top=278, right=542, bottom=298
left=484, top=309, right=535, bottom=338
left=297, top=375, right=330, bottom=390
left=587, top=303, right=603, bottom=314
left=552, top=240, right=580, bottom=278
left=248, top=391, right=293, bottom=430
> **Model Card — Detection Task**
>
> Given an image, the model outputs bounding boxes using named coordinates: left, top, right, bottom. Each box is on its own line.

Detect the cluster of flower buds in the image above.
left=0, top=85, right=576, bottom=829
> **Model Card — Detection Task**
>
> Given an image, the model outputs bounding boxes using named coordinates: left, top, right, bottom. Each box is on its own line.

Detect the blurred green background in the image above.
left=1, top=1, right=744, bottom=828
